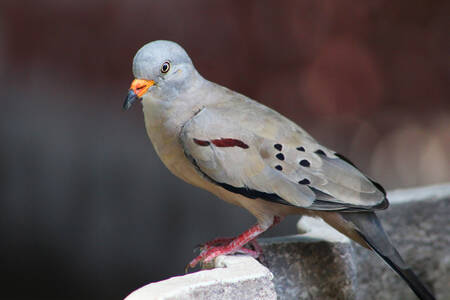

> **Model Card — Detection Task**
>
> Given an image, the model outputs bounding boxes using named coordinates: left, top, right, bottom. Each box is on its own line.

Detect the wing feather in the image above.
left=180, top=103, right=388, bottom=212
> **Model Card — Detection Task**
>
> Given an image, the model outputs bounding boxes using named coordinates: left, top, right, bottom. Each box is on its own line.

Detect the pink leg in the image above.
left=186, top=216, right=282, bottom=272
left=201, top=237, right=234, bottom=249
left=198, top=235, right=263, bottom=254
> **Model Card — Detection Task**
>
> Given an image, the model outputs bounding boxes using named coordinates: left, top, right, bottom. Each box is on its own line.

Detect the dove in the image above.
left=123, top=40, right=434, bottom=300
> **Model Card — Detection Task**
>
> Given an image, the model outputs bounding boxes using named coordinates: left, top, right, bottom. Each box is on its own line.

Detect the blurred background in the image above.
left=0, top=0, right=449, bottom=299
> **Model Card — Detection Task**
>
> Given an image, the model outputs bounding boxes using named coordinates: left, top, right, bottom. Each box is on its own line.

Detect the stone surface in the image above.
left=124, top=255, right=276, bottom=300
left=351, top=184, right=450, bottom=300
left=258, top=234, right=357, bottom=300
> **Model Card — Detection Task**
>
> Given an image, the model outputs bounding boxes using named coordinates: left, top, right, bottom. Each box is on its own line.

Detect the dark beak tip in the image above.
left=123, top=90, right=140, bottom=111
left=122, top=102, right=131, bottom=111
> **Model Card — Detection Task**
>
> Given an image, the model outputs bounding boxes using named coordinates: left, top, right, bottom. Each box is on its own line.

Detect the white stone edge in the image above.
left=124, top=255, right=274, bottom=300
left=295, top=216, right=351, bottom=243
left=387, top=183, right=450, bottom=204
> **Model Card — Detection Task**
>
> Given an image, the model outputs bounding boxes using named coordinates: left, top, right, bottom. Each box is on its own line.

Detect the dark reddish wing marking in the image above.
left=193, top=138, right=249, bottom=149
left=211, top=138, right=249, bottom=149
left=193, top=138, right=210, bottom=146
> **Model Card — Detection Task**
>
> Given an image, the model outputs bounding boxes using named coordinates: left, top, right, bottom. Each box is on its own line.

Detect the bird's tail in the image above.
left=341, top=212, right=435, bottom=300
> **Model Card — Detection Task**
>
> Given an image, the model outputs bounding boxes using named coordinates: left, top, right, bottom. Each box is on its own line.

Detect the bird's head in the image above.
left=123, top=40, right=198, bottom=110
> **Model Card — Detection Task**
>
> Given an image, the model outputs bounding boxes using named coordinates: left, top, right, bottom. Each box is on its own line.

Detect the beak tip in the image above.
left=123, top=90, right=140, bottom=111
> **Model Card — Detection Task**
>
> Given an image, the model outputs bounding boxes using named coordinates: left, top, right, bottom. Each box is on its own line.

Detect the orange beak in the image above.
left=123, top=79, right=155, bottom=111
left=130, top=79, right=155, bottom=97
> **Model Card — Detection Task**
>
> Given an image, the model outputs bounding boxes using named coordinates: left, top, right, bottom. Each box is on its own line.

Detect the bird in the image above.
left=122, top=40, right=435, bottom=300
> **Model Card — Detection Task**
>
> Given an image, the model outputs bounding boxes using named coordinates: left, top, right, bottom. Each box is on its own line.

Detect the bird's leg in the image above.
left=186, top=216, right=282, bottom=272
left=199, top=237, right=235, bottom=249
left=196, top=236, right=264, bottom=254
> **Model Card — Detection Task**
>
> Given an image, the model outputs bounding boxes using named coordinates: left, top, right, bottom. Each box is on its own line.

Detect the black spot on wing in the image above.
left=275, top=165, right=283, bottom=171
left=276, top=153, right=285, bottom=160
left=315, top=149, right=327, bottom=156
left=299, top=159, right=310, bottom=167
left=274, top=144, right=282, bottom=151
left=298, top=178, right=310, bottom=185
left=296, top=146, right=305, bottom=152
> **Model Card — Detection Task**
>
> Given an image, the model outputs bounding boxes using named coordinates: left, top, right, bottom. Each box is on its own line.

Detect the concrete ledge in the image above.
left=388, top=183, right=450, bottom=204
left=259, top=234, right=356, bottom=300
left=124, top=255, right=276, bottom=300
left=125, top=183, right=450, bottom=300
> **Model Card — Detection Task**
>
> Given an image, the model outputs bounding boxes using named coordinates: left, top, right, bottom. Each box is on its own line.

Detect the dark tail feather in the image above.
left=342, top=212, right=435, bottom=300
left=360, top=232, right=435, bottom=300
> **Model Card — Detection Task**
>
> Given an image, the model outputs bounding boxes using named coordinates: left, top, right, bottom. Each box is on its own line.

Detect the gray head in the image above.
left=123, top=40, right=199, bottom=110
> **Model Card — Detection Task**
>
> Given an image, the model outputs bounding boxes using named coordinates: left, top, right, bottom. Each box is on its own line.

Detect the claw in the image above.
left=193, top=244, right=203, bottom=253
left=184, top=263, right=191, bottom=274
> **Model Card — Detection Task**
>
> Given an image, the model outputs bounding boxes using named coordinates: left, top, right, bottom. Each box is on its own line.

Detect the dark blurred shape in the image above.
left=0, top=0, right=449, bottom=299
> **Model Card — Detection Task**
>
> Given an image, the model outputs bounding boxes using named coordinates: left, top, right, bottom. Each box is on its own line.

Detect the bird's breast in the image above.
left=142, top=98, right=209, bottom=188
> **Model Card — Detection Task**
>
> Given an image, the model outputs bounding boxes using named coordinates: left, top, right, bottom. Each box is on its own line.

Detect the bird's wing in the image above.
left=180, top=102, right=387, bottom=211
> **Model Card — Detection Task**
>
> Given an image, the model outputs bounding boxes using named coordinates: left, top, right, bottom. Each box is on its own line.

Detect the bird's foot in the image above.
left=186, top=239, right=262, bottom=273
left=185, top=224, right=266, bottom=273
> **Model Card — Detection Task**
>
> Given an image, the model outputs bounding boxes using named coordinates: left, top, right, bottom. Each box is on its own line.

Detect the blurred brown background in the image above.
left=0, top=0, right=449, bottom=299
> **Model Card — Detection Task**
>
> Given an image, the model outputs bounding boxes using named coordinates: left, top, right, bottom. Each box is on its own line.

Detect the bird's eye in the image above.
left=161, top=61, right=170, bottom=73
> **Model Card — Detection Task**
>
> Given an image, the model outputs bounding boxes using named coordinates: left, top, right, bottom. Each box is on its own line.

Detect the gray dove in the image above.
left=123, top=40, right=435, bottom=300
